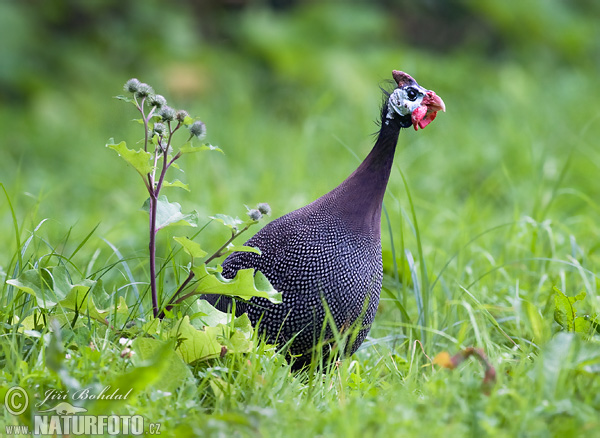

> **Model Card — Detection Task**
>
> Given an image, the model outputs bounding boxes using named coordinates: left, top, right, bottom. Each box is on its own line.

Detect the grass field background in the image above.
left=1, top=1, right=600, bottom=436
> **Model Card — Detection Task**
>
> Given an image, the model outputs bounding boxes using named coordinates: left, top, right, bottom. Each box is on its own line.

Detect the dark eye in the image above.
left=406, top=87, right=418, bottom=101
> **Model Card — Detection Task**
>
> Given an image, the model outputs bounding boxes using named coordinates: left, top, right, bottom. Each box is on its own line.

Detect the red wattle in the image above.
left=418, top=111, right=438, bottom=129
left=411, top=106, right=428, bottom=131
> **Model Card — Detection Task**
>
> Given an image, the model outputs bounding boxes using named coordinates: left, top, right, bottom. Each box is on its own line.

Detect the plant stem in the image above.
left=155, top=145, right=170, bottom=194
left=149, top=193, right=159, bottom=317
left=136, top=98, right=160, bottom=318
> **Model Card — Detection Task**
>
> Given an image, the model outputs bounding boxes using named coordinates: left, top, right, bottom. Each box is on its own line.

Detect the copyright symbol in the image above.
left=5, top=386, right=29, bottom=416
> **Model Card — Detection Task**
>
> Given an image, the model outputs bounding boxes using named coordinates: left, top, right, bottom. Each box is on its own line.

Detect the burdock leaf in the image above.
left=219, top=245, right=262, bottom=258
left=6, top=268, right=57, bottom=309
left=173, top=236, right=208, bottom=259
left=169, top=315, right=254, bottom=364
left=59, top=282, right=128, bottom=322
left=114, top=95, right=134, bottom=103
left=106, top=140, right=154, bottom=177
left=170, top=316, right=222, bottom=363
left=142, top=196, right=199, bottom=230
left=574, top=317, right=593, bottom=335
left=210, top=214, right=243, bottom=230
left=191, top=264, right=281, bottom=303
left=554, top=287, right=586, bottom=331
left=131, top=338, right=192, bottom=393
left=180, top=142, right=223, bottom=155
left=192, top=299, right=232, bottom=327
left=163, top=180, right=190, bottom=191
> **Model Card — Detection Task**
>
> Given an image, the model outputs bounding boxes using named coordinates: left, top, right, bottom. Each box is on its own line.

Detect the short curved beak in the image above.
left=423, top=91, right=446, bottom=113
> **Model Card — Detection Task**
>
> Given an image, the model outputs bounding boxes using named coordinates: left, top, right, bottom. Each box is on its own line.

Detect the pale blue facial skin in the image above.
left=386, top=85, right=428, bottom=120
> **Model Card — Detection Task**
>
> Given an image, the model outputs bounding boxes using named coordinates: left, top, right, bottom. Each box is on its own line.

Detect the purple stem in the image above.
left=149, top=191, right=159, bottom=317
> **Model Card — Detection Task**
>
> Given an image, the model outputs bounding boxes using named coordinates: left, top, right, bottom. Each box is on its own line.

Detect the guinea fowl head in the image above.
left=331, top=70, right=445, bottom=231
left=384, top=70, right=446, bottom=131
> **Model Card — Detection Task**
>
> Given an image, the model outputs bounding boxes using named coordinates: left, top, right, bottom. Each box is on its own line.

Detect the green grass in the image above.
left=2, top=2, right=600, bottom=437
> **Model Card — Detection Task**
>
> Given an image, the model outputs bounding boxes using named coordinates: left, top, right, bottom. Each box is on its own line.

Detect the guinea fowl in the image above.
left=204, top=70, right=445, bottom=367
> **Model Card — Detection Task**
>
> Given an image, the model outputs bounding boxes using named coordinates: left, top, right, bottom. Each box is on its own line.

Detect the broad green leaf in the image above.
left=191, top=264, right=281, bottom=303
left=88, top=341, right=174, bottom=415
left=106, top=140, right=154, bottom=177
left=219, top=245, right=262, bottom=258
left=142, top=196, right=199, bottom=230
left=220, top=313, right=254, bottom=353
left=59, top=284, right=128, bottom=322
left=142, top=318, right=162, bottom=336
left=163, top=179, right=190, bottom=191
left=16, top=313, right=44, bottom=338
left=169, top=315, right=254, bottom=364
left=574, top=317, right=593, bottom=335
left=170, top=316, right=223, bottom=363
left=554, top=287, right=586, bottom=332
left=7, top=266, right=127, bottom=320
left=180, top=142, right=223, bottom=155
left=173, top=236, right=207, bottom=258
left=191, top=299, right=232, bottom=327
left=210, top=214, right=243, bottom=230
left=52, top=266, right=126, bottom=321
left=131, top=338, right=192, bottom=392
left=7, top=268, right=57, bottom=309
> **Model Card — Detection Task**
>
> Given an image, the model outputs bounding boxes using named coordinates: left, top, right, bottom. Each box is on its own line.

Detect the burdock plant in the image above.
left=109, top=79, right=280, bottom=318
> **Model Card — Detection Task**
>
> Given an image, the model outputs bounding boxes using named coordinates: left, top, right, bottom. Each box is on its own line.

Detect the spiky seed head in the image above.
left=124, top=78, right=141, bottom=93
left=158, top=105, right=176, bottom=122
left=135, top=83, right=154, bottom=99
left=257, top=203, right=271, bottom=216
left=153, top=122, right=165, bottom=135
left=149, top=94, right=167, bottom=108
left=176, top=110, right=189, bottom=123
left=247, top=209, right=262, bottom=221
left=189, top=121, right=206, bottom=139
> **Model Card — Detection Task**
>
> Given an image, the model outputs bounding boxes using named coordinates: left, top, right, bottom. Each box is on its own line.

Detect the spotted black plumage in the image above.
left=203, top=71, right=445, bottom=368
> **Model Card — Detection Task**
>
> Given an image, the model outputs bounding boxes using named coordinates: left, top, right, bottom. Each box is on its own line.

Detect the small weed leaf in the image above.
left=60, top=286, right=129, bottom=323
left=219, top=244, right=262, bottom=258
left=553, top=287, right=592, bottom=334
left=174, top=236, right=208, bottom=259
left=169, top=316, right=225, bottom=363
left=163, top=179, right=190, bottom=191
left=180, top=142, right=223, bottom=155
left=7, top=266, right=128, bottom=323
left=113, top=95, right=135, bottom=104
left=142, top=196, right=199, bottom=230
left=169, top=314, right=255, bottom=364
left=191, top=264, right=282, bottom=303
left=106, top=140, right=154, bottom=177
left=88, top=340, right=175, bottom=415
left=131, top=338, right=192, bottom=392
left=191, top=299, right=232, bottom=327
left=223, top=313, right=254, bottom=353
left=7, top=268, right=60, bottom=309
left=210, top=214, right=243, bottom=230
